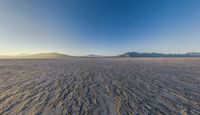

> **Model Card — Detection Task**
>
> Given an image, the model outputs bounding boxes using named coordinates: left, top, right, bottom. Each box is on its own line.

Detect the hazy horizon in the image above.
left=1, top=0, right=200, bottom=56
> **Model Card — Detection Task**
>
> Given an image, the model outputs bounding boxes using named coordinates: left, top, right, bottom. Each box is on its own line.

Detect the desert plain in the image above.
left=0, top=58, right=200, bottom=115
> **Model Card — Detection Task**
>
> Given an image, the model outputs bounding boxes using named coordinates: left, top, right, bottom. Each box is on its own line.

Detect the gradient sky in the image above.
left=0, top=0, right=200, bottom=56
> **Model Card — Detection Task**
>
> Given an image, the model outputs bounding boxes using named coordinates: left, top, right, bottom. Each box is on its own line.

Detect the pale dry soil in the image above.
left=0, top=58, right=200, bottom=115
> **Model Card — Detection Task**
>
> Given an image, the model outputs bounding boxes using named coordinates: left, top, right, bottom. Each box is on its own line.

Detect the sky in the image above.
left=0, top=0, right=200, bottom=56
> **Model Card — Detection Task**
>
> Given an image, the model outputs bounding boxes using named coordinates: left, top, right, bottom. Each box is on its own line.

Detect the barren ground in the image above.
left=0, top=58, right=200, bottom=115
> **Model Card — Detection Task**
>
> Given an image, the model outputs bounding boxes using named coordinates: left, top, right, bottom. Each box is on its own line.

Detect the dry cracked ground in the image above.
left=0, top=58, right=200, bottom=115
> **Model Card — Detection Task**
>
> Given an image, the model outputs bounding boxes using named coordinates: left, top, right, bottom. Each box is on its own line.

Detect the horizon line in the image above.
left=0, top=51, right=200, bottom=57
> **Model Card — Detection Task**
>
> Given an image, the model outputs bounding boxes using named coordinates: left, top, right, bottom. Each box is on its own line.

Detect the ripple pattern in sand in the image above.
left=0, top=58, right=200, bottom=115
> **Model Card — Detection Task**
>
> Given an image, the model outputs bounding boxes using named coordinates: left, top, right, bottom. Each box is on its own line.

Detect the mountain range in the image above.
left=0, top=52, right=71, bottom=59
left=0, top=52, right=200, bottom=59
left=119, top=52, right=200, bottom=57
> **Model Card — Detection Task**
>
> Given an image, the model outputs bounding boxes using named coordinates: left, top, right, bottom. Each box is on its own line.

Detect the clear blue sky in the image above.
left=0, top=0, right=200, bottom=56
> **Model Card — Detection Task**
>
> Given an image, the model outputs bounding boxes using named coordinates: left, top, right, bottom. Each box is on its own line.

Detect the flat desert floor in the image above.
left=0, top=58, right=200, bottom=115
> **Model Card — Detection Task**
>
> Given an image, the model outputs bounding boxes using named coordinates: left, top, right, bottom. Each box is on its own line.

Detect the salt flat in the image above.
left=0, top=58, right=200, bottom=115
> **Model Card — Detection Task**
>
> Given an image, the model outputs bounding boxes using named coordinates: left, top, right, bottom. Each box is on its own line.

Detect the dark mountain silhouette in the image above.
left=118, top=52, right=200, bottom=57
